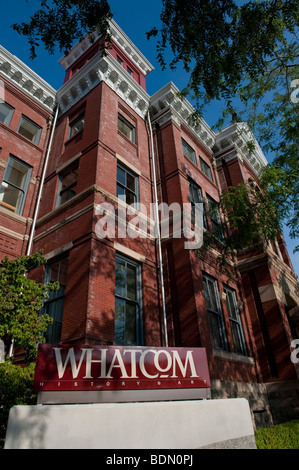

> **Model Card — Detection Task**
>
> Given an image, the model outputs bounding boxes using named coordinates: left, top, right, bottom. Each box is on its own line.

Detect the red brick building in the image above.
left=1, top=20, right=299, bottom=427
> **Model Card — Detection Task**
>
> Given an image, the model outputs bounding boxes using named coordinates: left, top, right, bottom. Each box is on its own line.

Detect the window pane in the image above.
left=230, top=321, right=243, bottom=354
left=44, top=297, right=64, bottom=344
left=126, top=302, right=137, bottom=343
left=42, top=258, right=68, bottom=343
left=224, top=286, right=247, bottom=355
left=203, top=274, right=227, bottom=351
left=207, top=278, right=218, bottom=312
left=57, top=164, right=78, bottom=206
left=200, top=158, right=212, bottom=180
left=226, top=290, right=237, bottom=320
left=18, top=116, right=42, bottom=144
left=116, top=184, right=126, bottom=202
left=182, top=139, right=196, bottom=165
left=115, top=258, right=126, bottom=297
left=8, top=161, right=27, bottom=188
left=0, top=157, right=31, bottom=214
left=209, top=313, right=223, bottom=349
left=125, top=189, right=135, bottom=205
left=115, top=298, right=126, bottom=343
left=49, top=258, right=68, bottom=285
left=61, top=168, right=78, bottom=190
left=127, top=264, right=136, bottom=300
left=0, top=102, right=14, bottom=125
left=0, top=183, right=23, bottom=212
left=118, top=115, right=135, bottom=142
left=69, top=114, right=85, bottom=138
left=126, top=173, right=135, bottom=192
left=117, top=166, right=126, bottom=186
left=117, top=164, right=138, bottom=204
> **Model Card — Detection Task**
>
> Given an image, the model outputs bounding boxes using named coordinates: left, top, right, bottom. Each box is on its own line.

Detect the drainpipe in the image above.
left=7, top=104, right=59, bottom=359
left=147, top=110, right=168, bottom=347
left=26, top=104, right=59, bottom=256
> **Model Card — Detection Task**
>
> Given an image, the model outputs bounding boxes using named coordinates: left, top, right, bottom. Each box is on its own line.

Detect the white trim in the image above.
left=0, top=226, right=29, bottom=241
left=0, top=45, right=56, bottom=112
left=56, top=152, right=82, bottom=174
left=45, top=242, right=73, bottom=261
left=57, top=51, right=150, bottom=118
left=150, top=82, right=215, bottom=151
left=58, top=19, right=154, bottom=76
left=114, top=242, right=146, bottom=262
left=116, top=153, right=141, bottom=175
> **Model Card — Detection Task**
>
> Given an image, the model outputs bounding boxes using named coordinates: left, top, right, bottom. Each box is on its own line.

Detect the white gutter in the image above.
left=147, top=111, right=168, bottom=347
left=26, top=104, right=59, bottom=256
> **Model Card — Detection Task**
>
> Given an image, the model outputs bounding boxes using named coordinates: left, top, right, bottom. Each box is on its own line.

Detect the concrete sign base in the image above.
left=4, top=398, right=256, bottom=449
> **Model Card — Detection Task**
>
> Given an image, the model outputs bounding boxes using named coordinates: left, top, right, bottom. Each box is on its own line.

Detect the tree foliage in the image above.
left=201, top=178, right=282, bottom=272
left=12, top=0, right=112, bottom=59
left=148, top=0, right=299, bottom=252
left=0, top=252, right=58, bottom=361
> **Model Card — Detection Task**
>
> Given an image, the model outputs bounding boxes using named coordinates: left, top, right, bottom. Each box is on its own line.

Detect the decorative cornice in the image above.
left=0, top=45, right=56, bottom=112
left=109, top=20, right=154, bottom=76
left=57, top=51, right=150, bottom=118
left=58, top=19, right=154, bottom=77
left=149, top=82, right=215, bottom=151
left=214, top=122, right=268, bottom=175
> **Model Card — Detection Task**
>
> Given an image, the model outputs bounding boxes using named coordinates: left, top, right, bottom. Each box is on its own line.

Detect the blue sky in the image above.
left=1, top=0, right=298, bottom=274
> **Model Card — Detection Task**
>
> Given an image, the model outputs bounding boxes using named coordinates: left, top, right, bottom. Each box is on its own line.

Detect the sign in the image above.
left=34, top=344, right=210, bottom=392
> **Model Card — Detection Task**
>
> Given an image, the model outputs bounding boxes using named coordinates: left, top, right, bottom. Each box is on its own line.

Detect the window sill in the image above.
left=65, top=130, right=83, bottom=145
left=118, top=130, right=137, bottom=150
left=213, top=348, right=255, bottom=365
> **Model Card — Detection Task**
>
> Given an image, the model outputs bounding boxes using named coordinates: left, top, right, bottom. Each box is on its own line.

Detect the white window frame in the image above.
left=17, top=115, right=42, bottom=145
left=0, top=155, right=32, bottom=214
left=0, top=102, right=14, bottom=126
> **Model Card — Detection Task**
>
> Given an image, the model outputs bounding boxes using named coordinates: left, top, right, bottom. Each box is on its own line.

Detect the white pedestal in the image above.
left=5, top=398, right=256, bottom=449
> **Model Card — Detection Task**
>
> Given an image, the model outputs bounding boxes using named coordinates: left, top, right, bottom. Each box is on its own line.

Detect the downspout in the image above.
left=26, top=103, right=59, bottom=256
left=147, top=110, right=168, bottom=347
left=8, top=104, right=59, bottom=359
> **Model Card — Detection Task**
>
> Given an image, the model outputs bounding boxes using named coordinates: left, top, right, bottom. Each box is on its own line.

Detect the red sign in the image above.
left=34, top=344, right=210, bottom=392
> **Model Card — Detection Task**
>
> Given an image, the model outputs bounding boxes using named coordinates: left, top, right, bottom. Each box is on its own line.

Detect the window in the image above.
left=56, top=161, right=79, bottom=206
left=202, top=274, right=227, bottom=350
left=115, top=255, right=143, bottom=345
left=207, top=195, right=224, bottom=240
left=127, top=67, right=132, bottom=76
left=42, top=257, right=68, bottom=344
left=200, top=157, right=213, bottom=181
left=0, top=156, right=32, bottom=214
left=118, top=114, right=135, bottom=143
left=224, top=286, right=247, bottom=355
left=0, top=102, right=14, bottom=125
left=18, top=115, right=42, bottom=145
left=188, top=178, right=207, bottom=228
left=117, top=163, right=138, bottom=205
left=182, top=138, right=197, bottom=165
left=69, top=114, right=85, bottom=139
